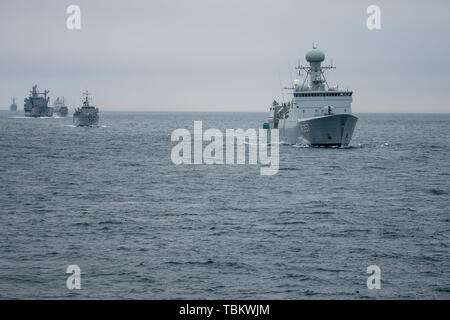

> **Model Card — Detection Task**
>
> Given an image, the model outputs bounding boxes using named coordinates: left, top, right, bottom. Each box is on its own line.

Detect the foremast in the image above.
left=82, top=90, right=92, bottom=107
left=295, top=44, right=335, bottom=92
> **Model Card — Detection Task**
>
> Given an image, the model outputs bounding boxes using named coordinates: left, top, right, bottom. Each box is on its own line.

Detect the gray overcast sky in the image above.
left=1, top=0, right=449, bottom=113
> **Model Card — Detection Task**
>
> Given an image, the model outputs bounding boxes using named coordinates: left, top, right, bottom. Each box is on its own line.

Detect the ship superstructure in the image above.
left=24, top=85, right=53, bottom=117
left=73, top=91, right=99, bottom=127
left=266, top=46, right=357, bottom=146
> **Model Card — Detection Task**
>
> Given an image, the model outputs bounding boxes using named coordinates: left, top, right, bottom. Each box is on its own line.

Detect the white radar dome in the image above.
left=306, top=49, right=325, bottom=63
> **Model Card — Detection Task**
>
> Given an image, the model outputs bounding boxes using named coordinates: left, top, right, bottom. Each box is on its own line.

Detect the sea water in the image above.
left=0, top=111, right=449, bottom=299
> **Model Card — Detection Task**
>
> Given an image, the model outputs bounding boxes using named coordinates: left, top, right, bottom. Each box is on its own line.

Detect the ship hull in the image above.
left=280, top=114, right=357, bottom=146
left=55, top=108, right=69, bottom=117
left=28, top=107, right=53, bottom=117
left=73, top=115, right=99, bottom=127
left=300, top=114, right=358, bottom=146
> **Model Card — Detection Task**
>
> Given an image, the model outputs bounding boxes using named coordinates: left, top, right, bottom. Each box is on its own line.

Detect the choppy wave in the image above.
left=0, top=111, right=449, bottom=299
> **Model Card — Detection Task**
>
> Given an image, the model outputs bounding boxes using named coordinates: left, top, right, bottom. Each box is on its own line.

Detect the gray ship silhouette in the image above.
left=53, top=97, right=69, bottom=117
left=265, top=46, right=357, bottom=146
left=73, top=91, right=99, bottom=126
left=24, top=85, right=53, bottom=117
left=9, top=98, right=17, bottom=111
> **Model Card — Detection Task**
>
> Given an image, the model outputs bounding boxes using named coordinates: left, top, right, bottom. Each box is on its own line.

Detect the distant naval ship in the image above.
left=24, top=85, right=53, bottom=117
left=265, top=46, right=357, bottom=146
left=73, top=91, right=99, bottom=126
left=9, top=98, right=17, bottom=111
left=53, top=97, right=69, bottom=117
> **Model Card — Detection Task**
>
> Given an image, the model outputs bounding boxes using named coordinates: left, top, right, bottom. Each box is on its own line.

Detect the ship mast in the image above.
left=82, top=90, right=91, bottom=106
left=295, top=45, right=335, bottom=91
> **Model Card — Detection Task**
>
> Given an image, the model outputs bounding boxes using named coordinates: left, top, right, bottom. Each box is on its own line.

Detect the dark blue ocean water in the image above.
left=0, top=111, right=449, bottom=299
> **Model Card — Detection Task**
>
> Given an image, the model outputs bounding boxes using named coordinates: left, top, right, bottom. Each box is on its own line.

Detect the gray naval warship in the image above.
left=53, top=97, right=69, bottom=117
left=9, top=98, right=17, bottom=111
left=265, top=46, right=357, bottom=146
left=24, top=85, right=53, bottom=117
left=73, top=91, right=99, bottom=126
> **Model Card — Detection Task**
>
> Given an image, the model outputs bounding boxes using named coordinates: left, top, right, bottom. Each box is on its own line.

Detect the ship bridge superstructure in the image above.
left=272, top=46, right=353, bottom=120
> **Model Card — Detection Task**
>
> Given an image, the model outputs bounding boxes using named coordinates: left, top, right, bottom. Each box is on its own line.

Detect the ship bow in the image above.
left=299, top=114, right=358, bottom=146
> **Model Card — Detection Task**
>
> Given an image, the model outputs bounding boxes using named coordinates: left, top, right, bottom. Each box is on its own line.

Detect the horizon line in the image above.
left=2, top=109, right=450, bottom=115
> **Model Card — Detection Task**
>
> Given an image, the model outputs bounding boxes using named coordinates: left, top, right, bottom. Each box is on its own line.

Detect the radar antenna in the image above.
left=295, top=62, right=336, bottom=90
left=82, top=90, right=92, bottom=106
